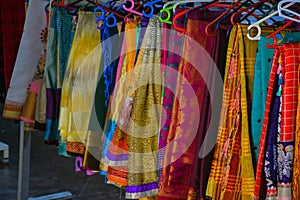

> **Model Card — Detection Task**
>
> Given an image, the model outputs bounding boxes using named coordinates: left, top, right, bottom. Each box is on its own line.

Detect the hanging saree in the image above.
left=99, top=24, right=126, bottom=177
left=2, top=0, right=47, bottom=120
left=82, top=22, right=122, bottom=171
left=159, top=10, right=228, bottom=200
left=158, top=8, right=185, bottom=188
left=20, top=24, right=48, bottom=132
left=58, top=11, right=101, bottom=155
left=102, top=18, right=149, bottom=181
left=251, top=36, right=275, bottom=167
left=264, top=65, right=282, bottom=199
left=44, top=6, right=76, bottom=145
left=254, top=50, right=280, bottom=200
left=206, top=25, right=273, bottom=200
left=100, top=20, right=139, bottom=187
left=125, top=15, right=162, bottom=199
left=277, top=43, right=299, bottom=198
left=255, top=43, right=300, bottom=199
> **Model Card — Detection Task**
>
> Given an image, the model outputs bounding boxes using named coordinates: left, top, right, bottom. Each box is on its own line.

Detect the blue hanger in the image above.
left=142, top=0, right=163, bottom=18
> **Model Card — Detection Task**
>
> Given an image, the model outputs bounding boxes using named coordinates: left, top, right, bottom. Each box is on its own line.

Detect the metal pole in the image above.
left=17, top=121, right=31, bottom=200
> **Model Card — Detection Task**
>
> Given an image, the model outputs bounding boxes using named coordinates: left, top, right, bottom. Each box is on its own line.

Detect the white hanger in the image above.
left=247, top=1, right=296, bottom=40
left=163, top=1, right=177, bottom=9
left=278, top=0, right=300, bottom=23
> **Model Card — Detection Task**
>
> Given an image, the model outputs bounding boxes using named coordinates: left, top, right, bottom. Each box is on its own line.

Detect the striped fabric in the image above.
left=255, top=43, right=300, bottom=199
left=277, top=43, right=300, bottom=198
left=254, top=50, right=280, bottom=200
left=206, top=24, right=273, bottom=200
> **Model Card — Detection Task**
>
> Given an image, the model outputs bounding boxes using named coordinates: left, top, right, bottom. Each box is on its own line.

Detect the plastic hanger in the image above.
left=142, top=0, right=163, bottom=18
left=159, top=6, right=174, bottom=24
left=278, top=0, right=300, bottom=23
left=158, top=1, right=177, bottom=24
left=215, top=0, right=267, bottom=29
left=123, top=3, right=144, bottom=22
left=172, top=0, right=218, bottom=33
left=94, top=1, right=124, bottom=28
left=205, top=1, right=240, bottom=37
left=265, top=20, right=294, bottom=48
left=123, top=0, right=162, bottom=18
left=230, top=0, right=271, bottom=25
left=123, top=0, right=143, bottom=16
left=247, top=1, right=296, bottom=40
left=163, top=1, right=177, bottom=9
left=94, top=0, right=125, bottom=20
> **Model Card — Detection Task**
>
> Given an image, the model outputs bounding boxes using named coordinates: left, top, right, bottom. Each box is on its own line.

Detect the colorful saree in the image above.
left=125, top=15, right=162, bottom=199
left=255, top=43, right=300, bottom=199
left=3, top=0, right=47, bottom=120
left=264, top=64, right=281, bottom=199
left=206, top=25, right=273, bottom=200
left=158, top=8, right=185, bottom=188
left=277, top=43, right=299, bottom=198
left=100, top=20, right=139, bottom=187
left=45, top=6, right=76, bottom=145
left=82, top=22, right=122, bottom=170
left=20, top=24, right=48, bottom=132
left=58, top=11, right=101, bottom=155
left=254, top=50, right=280, bottom=200
left=251, top=36, right=275, bottom=167
left=159, top=10, right=228, bottom=200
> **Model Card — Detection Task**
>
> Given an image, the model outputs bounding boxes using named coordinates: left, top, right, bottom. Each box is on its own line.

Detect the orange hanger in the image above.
left=230, top=0, right=270, bottom=25
left=172, top=1, right=233, bottom=34
left=205, top=1, right=240, bottom=37
left=265, top=20, right=294, bottom=48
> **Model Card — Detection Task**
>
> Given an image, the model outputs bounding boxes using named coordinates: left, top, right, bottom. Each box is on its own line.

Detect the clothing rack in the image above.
left=17, top=121, right=73, bottom=200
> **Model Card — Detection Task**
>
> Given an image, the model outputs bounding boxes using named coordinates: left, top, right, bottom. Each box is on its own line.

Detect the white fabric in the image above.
left=5, top=0, right=47, bottom=104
